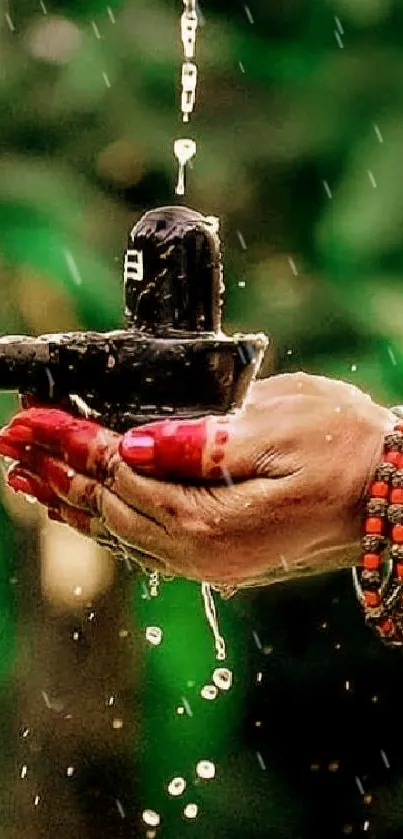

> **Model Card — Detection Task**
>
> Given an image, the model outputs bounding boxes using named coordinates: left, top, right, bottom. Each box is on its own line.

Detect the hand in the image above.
left=0, top=373, right=395, bottom=589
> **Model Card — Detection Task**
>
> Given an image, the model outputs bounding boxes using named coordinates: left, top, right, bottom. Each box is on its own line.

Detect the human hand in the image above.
left=0, top=373, right=395, bottom=589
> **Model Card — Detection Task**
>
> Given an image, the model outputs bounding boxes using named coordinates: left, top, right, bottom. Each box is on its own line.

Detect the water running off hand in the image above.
left=201, top=582, right=226, bottom=661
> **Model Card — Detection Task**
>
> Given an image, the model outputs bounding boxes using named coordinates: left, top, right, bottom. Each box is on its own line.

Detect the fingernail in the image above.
left=120, top=432, right=155, bottom=466
left=119, top=419, right=206, bottom=478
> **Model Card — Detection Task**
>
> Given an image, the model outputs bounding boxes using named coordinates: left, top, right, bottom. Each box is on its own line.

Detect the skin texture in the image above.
left=0, top=372, right=396, bottom=590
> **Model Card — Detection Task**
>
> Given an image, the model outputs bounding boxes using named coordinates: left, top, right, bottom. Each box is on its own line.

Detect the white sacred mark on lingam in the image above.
left=124, top=249, right=144, bottom=283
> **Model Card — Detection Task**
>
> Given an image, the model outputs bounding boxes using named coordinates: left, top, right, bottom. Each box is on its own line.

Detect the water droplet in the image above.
left=20, top=765, right=28, bottom=779
left=201, top=684, right=218, bottom=700
left=167, top=777, right=186, bottom=796
left=66, top=766, right=74, bottom=777
left=212, top=667, right=232, bottom=691
left=145, top=626, right=163, bottom=646
left=325, top=434, right=333, bottom=442
left=73, top=585, right=82, bottom=597
left=116, top=799, right=125, bottom=818
left=184, top=803, right=198, bottom=819
left=112, top=718, right=123, bottom=729
left=236, top=230, right=247, bottom=250
left=142, top=810, right=160, bottom=827
left=196, top=760, right=215, bottom=780
left=67, top=468, right=75, bottom=479
left=34, top=794, right=40, bottom=806
left=24, top=494, right=37, bottom=505
left=351, top=364, right=357, bottom=372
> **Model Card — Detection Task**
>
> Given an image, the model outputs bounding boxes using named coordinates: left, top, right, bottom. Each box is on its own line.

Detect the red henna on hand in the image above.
left=7, top=468, right=60, bottom=506
left=7, top=408, right=103, bottom=469
left=1, top=408, right=117, bottom=475
left=119, top=416, right=231, bottom=480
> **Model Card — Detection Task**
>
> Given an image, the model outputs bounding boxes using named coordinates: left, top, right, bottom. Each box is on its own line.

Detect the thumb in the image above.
left=119, top=413, right=261, bottom=482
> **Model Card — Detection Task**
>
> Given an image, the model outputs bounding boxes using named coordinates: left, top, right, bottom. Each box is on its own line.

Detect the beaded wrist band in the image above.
left=353, top=411, right=403, bottom=648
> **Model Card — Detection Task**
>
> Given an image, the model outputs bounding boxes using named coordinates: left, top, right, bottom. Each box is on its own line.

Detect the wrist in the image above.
left=359, top=405, right=397, bottom=505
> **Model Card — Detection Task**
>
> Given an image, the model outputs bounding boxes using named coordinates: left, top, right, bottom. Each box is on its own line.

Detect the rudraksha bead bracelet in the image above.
left=353, top=418, right=403, bottom=647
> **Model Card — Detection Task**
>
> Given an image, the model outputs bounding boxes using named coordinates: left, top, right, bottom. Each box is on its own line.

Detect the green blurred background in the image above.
left=0, top=1, right=403, bottom=838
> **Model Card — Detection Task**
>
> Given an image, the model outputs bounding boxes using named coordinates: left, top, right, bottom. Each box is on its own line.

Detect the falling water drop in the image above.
left=196, top=760, right=216, bottom=780
left=212, top=667, right=232, bottom=691
left=201, top=583, right=226, bottom=660
left=142, top=810, right=161, bottom=827
left=146, top=626, right=163, bottom=646
left=149, top=571, right=160, bottom=598
left=167, top=777, right=186, bottom=796
left=184, top=803, right=198, bottom=819
left=201, top=684, right=218, bottom=700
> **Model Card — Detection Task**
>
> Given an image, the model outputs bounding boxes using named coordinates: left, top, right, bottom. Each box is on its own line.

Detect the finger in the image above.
left=8, top=458, right=171, bottom=574
left=51, top=502, right=172, bottom=575
left=2, top=408, right=120, bottom=475
left=119, top=412, right=275, bottom=482
left=4, top=451, right=174, bottom=564
left=6, top=467, right=60, bottom=506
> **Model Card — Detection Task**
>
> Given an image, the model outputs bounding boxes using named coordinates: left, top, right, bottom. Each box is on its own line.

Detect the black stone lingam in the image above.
left=0, top=206, right=268, bottom=432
